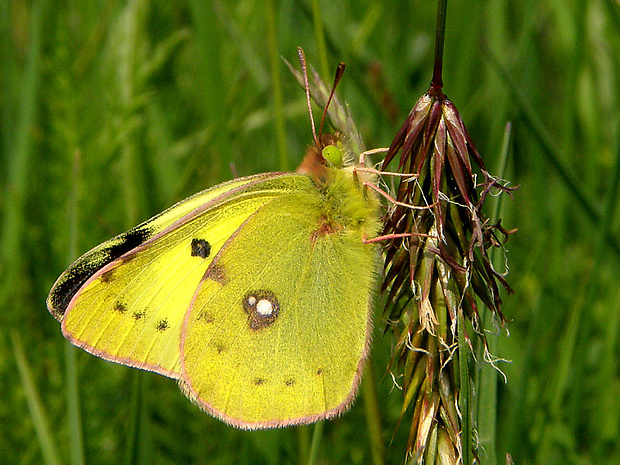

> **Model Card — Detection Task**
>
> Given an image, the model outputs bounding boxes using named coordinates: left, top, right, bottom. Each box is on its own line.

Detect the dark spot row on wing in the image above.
left=114, top=303, right=169, bottom=332
left=252, top=377, right=298, bottom=387
left=48, top=227, right=152, bottom=319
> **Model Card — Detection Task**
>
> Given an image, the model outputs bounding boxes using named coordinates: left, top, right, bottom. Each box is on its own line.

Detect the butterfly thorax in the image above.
left=296, top=135, right=381, bottom=243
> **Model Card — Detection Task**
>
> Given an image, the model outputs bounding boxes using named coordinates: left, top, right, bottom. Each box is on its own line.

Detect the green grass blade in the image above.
left=65, top=343, right=85, bottom=465
left=603, top=0, right=620, bottom=33
left=265, top=0, right=290, bottom=172
left=458, top=311, right=472, bottom=465
left=310, top=0, right=330, bottom=80
left=296, top=425, right=311, bottom=464
left=306, top=420, right=324, bottom=465
left=63, top=141, right=86, bottom=465
left=362, top=358, right=386, bottom=465
left=476, top=122, right=513, bottom=465
left=188, top=0, right=227, bottom=182
left=0, top=0, right=46, bottom=301
left=12, top=330, right=62, bottom=465
left=594, top=129, right=620, bottom=261
left=124, top=371, right=152, bottom=465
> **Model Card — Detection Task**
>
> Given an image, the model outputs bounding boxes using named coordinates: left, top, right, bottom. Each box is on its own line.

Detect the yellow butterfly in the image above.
left=47, top=50, right=381, bottom=429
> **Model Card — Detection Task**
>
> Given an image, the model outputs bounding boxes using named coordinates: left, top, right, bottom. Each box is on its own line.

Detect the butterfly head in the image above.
left=295, top=48, right=357, bottom=181
left=296, top=132, right=356, bottom=181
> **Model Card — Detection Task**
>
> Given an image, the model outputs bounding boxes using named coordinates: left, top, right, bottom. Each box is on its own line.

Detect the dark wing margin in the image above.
left=47, top=227, right=152, bottom=320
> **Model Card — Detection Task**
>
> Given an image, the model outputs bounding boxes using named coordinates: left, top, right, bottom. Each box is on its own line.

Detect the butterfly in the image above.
left=47, top=49, right=382, bottom=429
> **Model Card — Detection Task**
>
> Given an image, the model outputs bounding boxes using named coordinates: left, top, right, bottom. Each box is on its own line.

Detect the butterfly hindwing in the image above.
left=180, top=168, right=380, bottom=428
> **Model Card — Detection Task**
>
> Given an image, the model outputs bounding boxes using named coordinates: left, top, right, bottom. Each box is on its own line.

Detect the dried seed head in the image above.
left=382, top=88, right=516, bottom=463
left=382, top=89, right=516, bottom=330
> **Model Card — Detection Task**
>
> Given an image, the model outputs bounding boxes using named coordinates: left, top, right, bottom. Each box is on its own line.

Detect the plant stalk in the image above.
left=431, top=0, right=448, bottom=91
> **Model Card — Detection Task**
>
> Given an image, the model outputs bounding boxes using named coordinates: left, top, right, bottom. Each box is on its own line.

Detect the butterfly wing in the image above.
left=48, top=173, right=301, bottom=378
left=180, top=169, right=380, bottom=428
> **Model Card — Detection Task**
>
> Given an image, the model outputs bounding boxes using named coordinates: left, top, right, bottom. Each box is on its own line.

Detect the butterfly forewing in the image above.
left=55, top=173, right=299, bottom=378
left=47, top=175, right=277, bottom=321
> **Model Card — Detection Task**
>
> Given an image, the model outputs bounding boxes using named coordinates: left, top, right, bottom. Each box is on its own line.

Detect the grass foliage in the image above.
left=1, top=0, right=619, bottom=463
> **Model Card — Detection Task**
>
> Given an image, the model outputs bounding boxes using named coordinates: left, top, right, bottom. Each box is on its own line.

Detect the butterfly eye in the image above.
left=322, top=145, right=343, bottom=168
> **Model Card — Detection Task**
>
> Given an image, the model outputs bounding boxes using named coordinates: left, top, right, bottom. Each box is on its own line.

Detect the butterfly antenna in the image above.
left=318, top=62, right=346, bottom=139
left=298, top=47, right=319, bottom=147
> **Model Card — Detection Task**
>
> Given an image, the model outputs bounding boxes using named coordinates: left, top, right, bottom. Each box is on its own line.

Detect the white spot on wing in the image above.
left=256, top=299, right=273, bottom=316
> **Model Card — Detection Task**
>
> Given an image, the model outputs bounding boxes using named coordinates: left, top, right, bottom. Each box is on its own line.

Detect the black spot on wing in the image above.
left=114, top=302, right=128, bottom=314
left=190, top=238, right=211, bottom=259
left=133, top=310, right=146, bottom=320
left=156, top=319, right=169, bottom=331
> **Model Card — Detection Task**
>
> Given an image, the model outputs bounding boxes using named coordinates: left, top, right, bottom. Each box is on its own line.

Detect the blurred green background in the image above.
left=1, top=0, right=619, bottom=464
